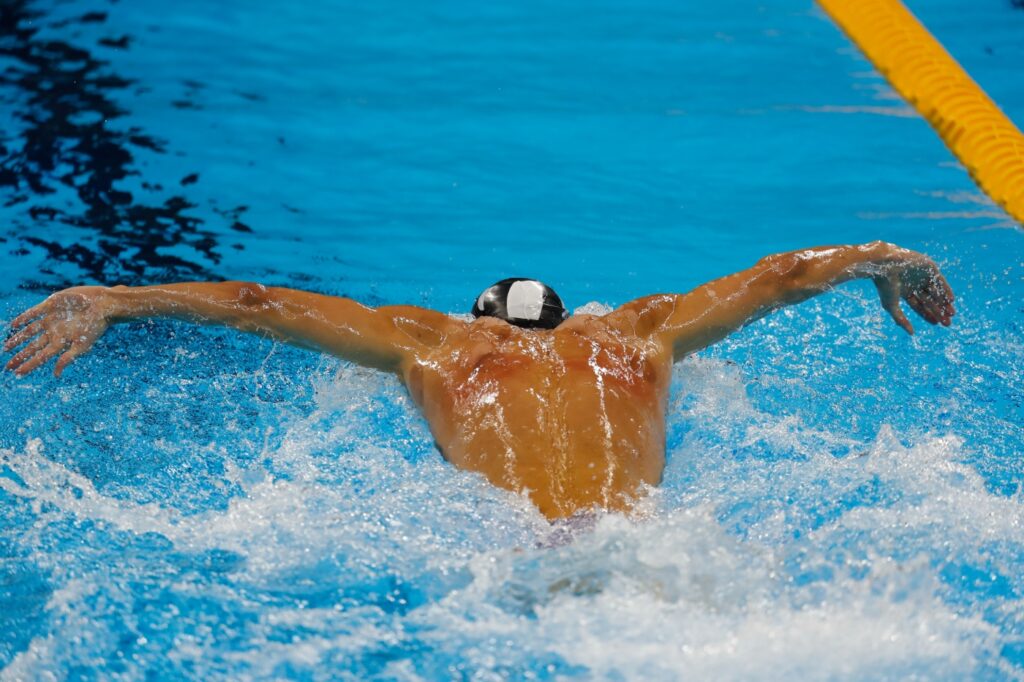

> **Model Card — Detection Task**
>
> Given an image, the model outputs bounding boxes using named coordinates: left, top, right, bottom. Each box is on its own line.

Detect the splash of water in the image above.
left=1, top=353, right=1020, bottom=680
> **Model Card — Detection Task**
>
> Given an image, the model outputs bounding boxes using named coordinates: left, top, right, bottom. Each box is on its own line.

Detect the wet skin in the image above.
left=406, top=314, right=673, bottom=518
left=4, top=242, right=955, bottom=519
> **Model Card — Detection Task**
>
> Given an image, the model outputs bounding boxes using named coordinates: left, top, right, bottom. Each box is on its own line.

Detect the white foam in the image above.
left=1, top=359, right=1020, bottom=680
left=573, top=301, right=614, bottom=316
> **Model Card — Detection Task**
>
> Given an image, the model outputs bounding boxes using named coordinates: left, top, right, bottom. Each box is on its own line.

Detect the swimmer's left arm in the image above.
left=611, top=241, right=955, bottom=360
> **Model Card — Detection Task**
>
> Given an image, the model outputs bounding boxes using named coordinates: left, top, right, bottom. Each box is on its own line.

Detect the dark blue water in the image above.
left=1, top=0, right=1022, bottom=679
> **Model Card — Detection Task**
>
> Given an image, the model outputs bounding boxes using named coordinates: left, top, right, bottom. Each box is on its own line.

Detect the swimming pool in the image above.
left=1, top=0, right=1022, bottom=678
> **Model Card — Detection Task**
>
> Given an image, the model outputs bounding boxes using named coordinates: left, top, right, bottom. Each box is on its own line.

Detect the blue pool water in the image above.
left=1, top=0, right=1022, bottom=679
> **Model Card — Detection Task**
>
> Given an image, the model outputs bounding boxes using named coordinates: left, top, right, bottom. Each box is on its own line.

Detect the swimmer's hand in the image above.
left=4, top=286, right=112, bottom=377
left=870, top=250, right=955, bottom=335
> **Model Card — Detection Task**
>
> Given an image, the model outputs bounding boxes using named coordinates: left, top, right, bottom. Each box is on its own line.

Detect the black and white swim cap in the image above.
left=471, top=278, right=569, bottom=329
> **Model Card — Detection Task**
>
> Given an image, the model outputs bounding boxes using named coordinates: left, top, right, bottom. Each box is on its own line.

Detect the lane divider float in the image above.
left=817, top=0, right=1024, bottom=224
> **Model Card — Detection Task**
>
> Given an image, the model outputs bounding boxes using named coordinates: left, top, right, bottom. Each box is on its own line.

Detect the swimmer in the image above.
left=4, top=242, right=954, bottom=519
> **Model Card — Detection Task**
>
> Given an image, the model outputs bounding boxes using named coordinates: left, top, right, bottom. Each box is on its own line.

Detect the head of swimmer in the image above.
left=471, top=278, right=570, bottom=330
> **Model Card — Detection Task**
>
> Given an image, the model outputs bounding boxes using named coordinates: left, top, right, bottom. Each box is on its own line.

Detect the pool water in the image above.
left=1, top=0, right=1022, bottom=679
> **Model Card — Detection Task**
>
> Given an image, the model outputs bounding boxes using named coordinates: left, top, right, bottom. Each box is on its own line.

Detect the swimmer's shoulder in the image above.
left=419, top=316, right=513, bottom=362
left=594, top=295, right=685, bottom=342
left=552, top=314, right=637, bottom=352
left=556, top=310, right=654, bottom=340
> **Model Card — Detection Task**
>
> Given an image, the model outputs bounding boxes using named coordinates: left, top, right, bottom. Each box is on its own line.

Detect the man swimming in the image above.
left=4, top=241, right=954, bottom=519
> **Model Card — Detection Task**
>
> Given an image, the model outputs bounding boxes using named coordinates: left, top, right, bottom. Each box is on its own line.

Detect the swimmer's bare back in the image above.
left=4, top=242, right=954, bottom=519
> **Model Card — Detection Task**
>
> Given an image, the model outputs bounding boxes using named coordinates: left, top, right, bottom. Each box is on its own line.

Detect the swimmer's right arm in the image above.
left=4, top=282, right=462, bottom=377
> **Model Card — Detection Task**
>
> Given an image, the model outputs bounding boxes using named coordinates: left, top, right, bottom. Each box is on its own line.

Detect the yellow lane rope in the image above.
left=817, top=0, right=1024, bottom=224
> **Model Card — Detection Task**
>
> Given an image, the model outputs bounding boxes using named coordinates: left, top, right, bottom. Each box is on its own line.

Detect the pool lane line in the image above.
left=817, top=0, right=1024, bottom=225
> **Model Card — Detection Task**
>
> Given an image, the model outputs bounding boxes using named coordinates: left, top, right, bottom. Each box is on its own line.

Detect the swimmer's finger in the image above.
left=6, top=334, right=50, bottom=371
left=926, top=277, right=955, bottom=324
left=920, top=291, right=952, bottom=326
left=920, top=271, right=955, bottom=321
left=11, top=300, right=51, bottom=329
left=904, top=293, right=930, bottom=323
left=874, top=276, right=914, bottom=335
left=13, top=340, right=64, bottom=377
left=53, top=342, right=90, bottom=378
left=887, top=304, right=914, bottom=335
left=905, top=293, right=938, bottom=325
left=914, top=289, right=950, bottom=326
left=4, top=321, right=43, bottom=351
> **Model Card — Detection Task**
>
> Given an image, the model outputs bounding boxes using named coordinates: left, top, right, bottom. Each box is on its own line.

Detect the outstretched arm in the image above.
left=609, top=242, right=955, bottom=360
left=5, top=281, right=462, bottom=377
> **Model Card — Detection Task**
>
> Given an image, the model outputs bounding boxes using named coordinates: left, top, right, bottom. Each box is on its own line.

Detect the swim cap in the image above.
left=471, top=278, right=569, bottom=329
